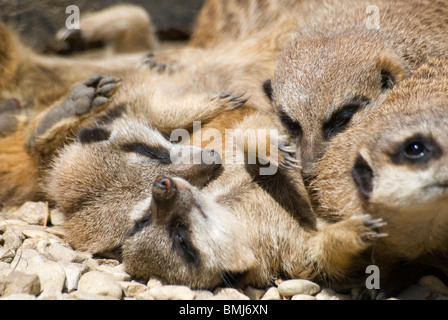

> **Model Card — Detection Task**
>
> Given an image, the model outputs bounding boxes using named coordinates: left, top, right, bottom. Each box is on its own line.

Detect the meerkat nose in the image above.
left=152, top=175, right=177, bottom=201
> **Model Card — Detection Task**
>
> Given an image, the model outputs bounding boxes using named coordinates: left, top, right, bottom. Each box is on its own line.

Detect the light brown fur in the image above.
left=269, top=0, right=448, bottom=175
left=122, top=112, right=384, bottom=289
left=312, top=57, right=448, bottom=295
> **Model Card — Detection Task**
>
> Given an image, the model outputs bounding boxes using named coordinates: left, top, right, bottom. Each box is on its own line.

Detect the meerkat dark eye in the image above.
left=404, top=141, right=427, bottom=160
left=324, top=96, right=370, bottom=139
left=391, top=135, right=442, bottom=166
left=278, top=109, right=302, bottom=138
left=121, top=142, right=172, bottom=164
left=171, top=223, right=200, bottom=266
left=381, top=70, right=395, bottom=91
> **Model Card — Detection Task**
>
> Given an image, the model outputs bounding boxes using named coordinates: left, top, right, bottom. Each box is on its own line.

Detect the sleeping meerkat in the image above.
left=120, top=112, right=386, bottom=289
left=265, top=0, right=448, bottom=177
left=312, top=57, right=448, bottom=297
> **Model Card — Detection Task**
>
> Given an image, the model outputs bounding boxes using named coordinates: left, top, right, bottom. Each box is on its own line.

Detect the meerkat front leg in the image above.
left=304, top=214, right=387, bottom=282
left=27, top=74, right=120, bottom=160
left=151, top=90, right=249, bottom=134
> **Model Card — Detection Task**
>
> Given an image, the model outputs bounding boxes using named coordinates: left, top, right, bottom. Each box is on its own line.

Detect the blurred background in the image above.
left=0, top=0, right=205, bottom=53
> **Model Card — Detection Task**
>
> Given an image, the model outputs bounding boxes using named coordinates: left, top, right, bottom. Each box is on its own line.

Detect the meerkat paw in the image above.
left=358, top=214, right=388, bottom=242
left=277, top=137, right=302, bottom=170
left=213, top=91, right=249, bottom=111
left=142, top=52, right=170, bottom=73
left=28, top=74, right=120, bottom=150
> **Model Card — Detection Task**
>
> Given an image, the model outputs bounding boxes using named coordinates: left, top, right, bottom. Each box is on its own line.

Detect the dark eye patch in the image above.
left=169, top=221, right=200, bottom=267
left=278, top=109, right=302, bottom=138
left=263, top=79, right=273, bottom=101
left=78, top=127, right=111, bottom=144
left=323, top=96, right=370, bottom=139
left=390, top=134, right=442, bottom=167
left=121, top=142, right=171, bottom=164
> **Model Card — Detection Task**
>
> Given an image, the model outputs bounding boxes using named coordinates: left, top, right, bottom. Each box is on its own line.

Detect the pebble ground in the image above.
left=1, top=201, right=448, bottom=300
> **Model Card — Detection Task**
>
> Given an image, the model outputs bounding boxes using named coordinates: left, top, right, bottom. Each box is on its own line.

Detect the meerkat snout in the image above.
left=152, top=175, right=177, bottom=201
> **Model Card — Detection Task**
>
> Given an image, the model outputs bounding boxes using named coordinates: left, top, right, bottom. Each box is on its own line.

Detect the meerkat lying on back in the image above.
left=312, top=57, right=448, bottom=297
left=121, top=112, right=385, bottom=289
left=265, top=0, right=448, bottom=177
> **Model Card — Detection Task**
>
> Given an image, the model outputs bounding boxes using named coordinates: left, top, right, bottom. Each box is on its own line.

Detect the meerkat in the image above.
left=55, top=4, right=158, bottom=56
left=312, top=57, right=448, bottom=297
left=121, top=112, right=385, bottom=289
left=265, top=0, right=448, bottom=177
left=40, top=36, right=299, bottom=256
left=189, top=0, right=307, bottom=49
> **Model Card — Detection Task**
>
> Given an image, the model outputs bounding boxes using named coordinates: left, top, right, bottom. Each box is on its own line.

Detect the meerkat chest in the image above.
left=378, top=199, right=448, bottom=259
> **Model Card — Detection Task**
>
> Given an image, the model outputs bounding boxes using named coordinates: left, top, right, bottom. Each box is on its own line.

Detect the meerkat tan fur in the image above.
left=267, top=0, right=448, bottom=176
left=121, top=111, right=385, bottom=289
left=312, top=57, right=448, bottom=295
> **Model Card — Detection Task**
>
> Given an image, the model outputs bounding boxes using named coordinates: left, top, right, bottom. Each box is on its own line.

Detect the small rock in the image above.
left=49, top=208, right=65, bottom=226
left=0, top=293, right=36, bottom=300
left=397, top=285, right=431, bottom=300
left=3, top=271, right=41, bottom=296
left=0, top=248, right=16, bottom=263
left=25, top=256, right=66, bottom=295
left=244, top=286, right=266, bottom=300
left=148, top=285, right=196, bottom=300
left=147, top=276, right=166, bottom=289
left=194, top=290, right=215, bottom=300
left=37, top=286, right=63, bottom=300
left=78, top=271, right=123, bottom=300
left=291, top=294, right=316, bottom=300
left=213, top=287, right=250, bottom=300
left=119, top=281, right=148, bottom=297
left=260, top=287, right=281, bottom=300
left=316, top=288, right=351, bottom=300
left=12, top=202, right=48, bottom=225
left=58, top=262, right=88, bottom=292
left=1, top=227, right=24, bottom=250
left=67, top=290, right=119, bottom=300
left=96, top=264, right=131, bottom=281
left=277, top=279, right=321, bottom=297
left=135, top=290, right=155, bottom=300
left=46, top=241, right=76, bottom=263
left=418, top=275, right=448, bottom=295
left=21, top=229, right=50, bottom=240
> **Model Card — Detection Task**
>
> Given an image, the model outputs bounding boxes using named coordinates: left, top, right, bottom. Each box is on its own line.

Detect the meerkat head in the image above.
left=264, top=35, right=407, bottom=178
left=351, top=111, right=448, bottom=214
left=122, top=175, right=255, bottom=289
left=44, top=115, right=222, bottom=255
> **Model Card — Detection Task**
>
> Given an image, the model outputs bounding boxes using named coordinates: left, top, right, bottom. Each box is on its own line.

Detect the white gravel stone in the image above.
left=59, top=262, right=88, bottom=292
left=3, top=271, right=41, bottom=296
left=78, top=271, right=123, bottom=299
left=260, top=287, right=281, bottom=300
left=96, top=264, right=131, bottom=281
left=12, top=202, right=49, bottom=225
left=418, top=275, right=448, bottom=295
left=277, top=279, right=321, bottom=297
left=213, top=287, right=250, bottom=300
left=148, top=285, right=196, bottom=300
left=291, top=294, right=316, bottom=300
left=147, top=276, right=165, bottom=289
left=119, top=281, right=148, bottom=297
left=49, top=208, right=65, bottom=226
left=0, top=293, right=37, bottom=300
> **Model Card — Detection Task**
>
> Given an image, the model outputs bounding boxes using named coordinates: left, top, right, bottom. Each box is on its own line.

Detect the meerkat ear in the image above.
left=351, top=148, right=375, bottom=199
left=262, top=79, right=273, bottom=101
left=377, top=53, right=406, bottom=91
